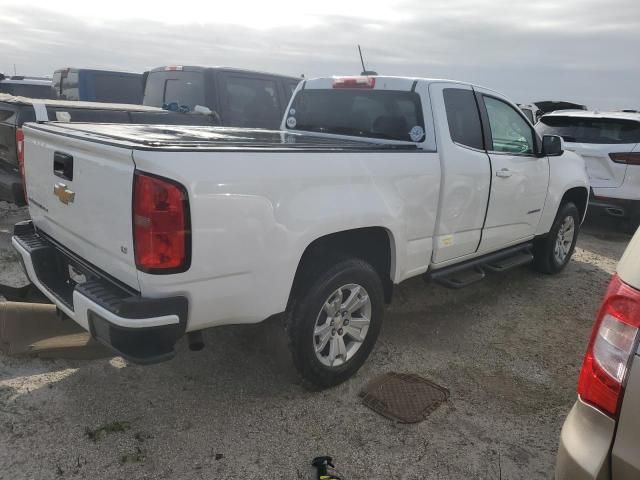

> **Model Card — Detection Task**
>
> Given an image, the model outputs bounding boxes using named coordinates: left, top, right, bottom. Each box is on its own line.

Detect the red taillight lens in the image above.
left=578, top=274, right=640, bottom=417
left=16, top=128, right=27, bottom=204
left=609, top=152, right=640, bottom=165
left=164, top=65, right=183, bottom=71
left=332, top=76, right=376, bottom=89
left=133, top=172, right=190, bottom=273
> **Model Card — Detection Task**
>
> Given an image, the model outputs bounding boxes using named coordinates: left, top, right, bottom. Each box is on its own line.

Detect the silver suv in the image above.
left=556, top=228, right=640, bottom=479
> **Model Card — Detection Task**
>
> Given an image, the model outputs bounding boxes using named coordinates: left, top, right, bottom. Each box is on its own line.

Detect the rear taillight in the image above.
left=332, top=76, right=376, bottom=89
left=133, top=172, right=190, bottom=273
left=16, top=128, right=27, bottom=204
left=578, top=273, right=640, bottom=417
left=164, top=65, right=183, bottom=71
left=609, top=152, right=640, bottom=165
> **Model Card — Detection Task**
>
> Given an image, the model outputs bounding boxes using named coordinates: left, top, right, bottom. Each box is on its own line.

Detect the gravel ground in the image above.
left=0, top=202, right=631, bottom=480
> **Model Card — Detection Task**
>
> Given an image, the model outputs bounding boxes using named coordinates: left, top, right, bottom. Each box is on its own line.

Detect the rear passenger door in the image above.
left=476, top=90, right=548, bottom=253
left=217, top=73, right=283, bottom=129
left=429, top=83, right=492, bottom=264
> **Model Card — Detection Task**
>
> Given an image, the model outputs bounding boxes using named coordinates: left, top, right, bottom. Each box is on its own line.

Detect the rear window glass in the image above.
left=143, top=71, right=206, bottom=113
left=536, top=116, right=640, bottom=144
left=0, top=83, right=56, bottom=99
left=287, top=89, right=425, bottom=142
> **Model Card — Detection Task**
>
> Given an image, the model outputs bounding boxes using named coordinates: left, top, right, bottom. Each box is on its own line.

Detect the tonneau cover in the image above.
left=25, top=122, right=418, bottom=151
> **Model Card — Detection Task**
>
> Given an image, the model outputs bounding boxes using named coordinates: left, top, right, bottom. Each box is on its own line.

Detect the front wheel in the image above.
left=533, top=202, right=580, bottom=274
left=285, top=258, right=384, bottom=389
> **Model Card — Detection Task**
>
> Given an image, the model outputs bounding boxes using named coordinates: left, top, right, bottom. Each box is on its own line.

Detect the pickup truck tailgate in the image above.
left=22, top=123, right=139, bottom=290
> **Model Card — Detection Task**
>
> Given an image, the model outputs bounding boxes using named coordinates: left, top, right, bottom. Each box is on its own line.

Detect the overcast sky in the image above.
left=1, top=0, right=638, bottom=109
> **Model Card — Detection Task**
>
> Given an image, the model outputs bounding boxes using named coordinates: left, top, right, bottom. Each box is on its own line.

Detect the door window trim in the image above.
left=476, top=93, right=541, bottom=157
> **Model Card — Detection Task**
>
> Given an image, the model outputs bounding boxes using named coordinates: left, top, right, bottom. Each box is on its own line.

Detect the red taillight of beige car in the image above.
left=133, top=171, right=190, bottom=273
left=578, top=273, right=640, bottom=417
left=16, top=128, right=27, bottom=204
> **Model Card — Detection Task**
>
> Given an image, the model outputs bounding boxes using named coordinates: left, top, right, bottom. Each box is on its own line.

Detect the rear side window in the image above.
left=443, top=88, right=484, bottom=150
left=287, top=89, right=425, bottom=142
left=219, top=75, right=281, bottom=129
left=536, top=116, right=640, bottom=144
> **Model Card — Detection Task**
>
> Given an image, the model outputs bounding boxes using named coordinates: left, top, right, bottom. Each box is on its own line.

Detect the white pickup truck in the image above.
left=12, top=76, right=589, bottom=388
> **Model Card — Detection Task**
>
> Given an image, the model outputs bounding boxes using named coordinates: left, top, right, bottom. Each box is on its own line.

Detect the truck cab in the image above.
left=142, top=66, right=301, bottom=129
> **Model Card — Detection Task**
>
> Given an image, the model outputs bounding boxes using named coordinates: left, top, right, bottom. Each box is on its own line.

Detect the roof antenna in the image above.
left=358, top=45, right=378, bottom=76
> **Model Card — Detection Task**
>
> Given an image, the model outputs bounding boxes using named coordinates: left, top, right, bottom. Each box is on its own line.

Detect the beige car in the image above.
left=556, top=229, right=640, bottom=479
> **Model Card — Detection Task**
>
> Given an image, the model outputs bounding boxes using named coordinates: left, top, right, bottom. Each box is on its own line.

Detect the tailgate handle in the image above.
left=53, top=152, right=73, bottom=181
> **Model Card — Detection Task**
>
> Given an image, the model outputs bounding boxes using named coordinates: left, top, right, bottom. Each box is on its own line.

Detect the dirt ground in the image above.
left=0, top=202, right=631, bottom=480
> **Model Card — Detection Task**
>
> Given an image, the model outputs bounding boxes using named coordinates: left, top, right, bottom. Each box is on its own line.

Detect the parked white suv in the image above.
left=536, top=111, right=640, bottom=229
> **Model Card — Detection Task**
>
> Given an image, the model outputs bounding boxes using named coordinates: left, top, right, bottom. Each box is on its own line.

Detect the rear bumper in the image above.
left=0, top=165, right=26, bottom=205
left=555, top=397, right=615, bottom=480
left=11, top=221, right=188, bottom=364
left=589, top=190, right=640, bottom=221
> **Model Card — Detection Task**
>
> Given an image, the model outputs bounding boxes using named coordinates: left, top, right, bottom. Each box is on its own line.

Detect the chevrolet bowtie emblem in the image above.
left=53, top=183, right=75, bottom=205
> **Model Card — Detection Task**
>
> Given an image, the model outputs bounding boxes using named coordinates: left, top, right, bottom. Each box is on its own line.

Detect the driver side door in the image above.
left=477, top=92, right=549, bottom=253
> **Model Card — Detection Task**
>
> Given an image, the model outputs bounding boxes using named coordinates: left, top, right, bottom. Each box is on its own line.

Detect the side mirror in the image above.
left=542, top=134, right=564, bottom=156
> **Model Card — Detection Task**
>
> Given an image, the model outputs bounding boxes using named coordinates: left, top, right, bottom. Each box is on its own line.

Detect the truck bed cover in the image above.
left=24, top=123, right=418, bottom=151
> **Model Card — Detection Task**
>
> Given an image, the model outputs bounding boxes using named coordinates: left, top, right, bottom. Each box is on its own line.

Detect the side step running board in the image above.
left=426, top=243, right=534, bottom=289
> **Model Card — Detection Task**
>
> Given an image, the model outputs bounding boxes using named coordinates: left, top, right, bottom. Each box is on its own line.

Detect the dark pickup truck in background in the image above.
left=143, top=66, right=301, bottom=129
left=0, top=94, right=216, bottom=205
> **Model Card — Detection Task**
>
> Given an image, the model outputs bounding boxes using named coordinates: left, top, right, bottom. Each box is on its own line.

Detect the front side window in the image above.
left=443, top=88, right=484, bottom=150
left=484, top=96, right=534, bottom=154
left=287, top=89, right=425, bottom=142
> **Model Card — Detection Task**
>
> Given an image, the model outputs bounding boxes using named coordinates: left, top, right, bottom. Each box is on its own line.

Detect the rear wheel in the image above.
left=533, top=202, right=580, bottom=274
left=285, top=257, right=384, bottom=389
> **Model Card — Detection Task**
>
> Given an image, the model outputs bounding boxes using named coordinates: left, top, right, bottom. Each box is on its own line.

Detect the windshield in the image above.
left=286, top=89, right=425, bottom=142
left=536, top=116, right=640, bottom=143
left=143, top=71, right=206, bottom=113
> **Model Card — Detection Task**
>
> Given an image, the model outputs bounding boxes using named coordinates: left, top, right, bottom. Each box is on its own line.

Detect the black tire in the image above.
left=285, top=257, right=384, bottom=389
left=533, top=202, right=580, bottom=274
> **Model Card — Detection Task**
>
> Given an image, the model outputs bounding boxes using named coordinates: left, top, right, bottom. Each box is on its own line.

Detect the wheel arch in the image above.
left=561, top=186, right=589, bottom=223
left=289, top=227, right=396, bottom=305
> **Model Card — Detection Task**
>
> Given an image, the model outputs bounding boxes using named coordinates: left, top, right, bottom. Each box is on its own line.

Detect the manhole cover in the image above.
left=359, top=372, right=449, bottom=423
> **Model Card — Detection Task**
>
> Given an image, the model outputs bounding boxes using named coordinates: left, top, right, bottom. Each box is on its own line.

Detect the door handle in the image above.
left=53, top=151, right=74, bottom=181
left=496, top=168, right=512, bottom=178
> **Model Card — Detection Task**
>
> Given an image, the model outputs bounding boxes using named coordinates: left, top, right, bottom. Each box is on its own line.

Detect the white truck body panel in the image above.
left=132, top=148, right=440, bottom=328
